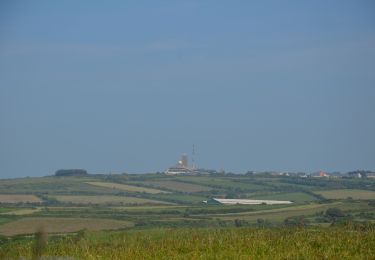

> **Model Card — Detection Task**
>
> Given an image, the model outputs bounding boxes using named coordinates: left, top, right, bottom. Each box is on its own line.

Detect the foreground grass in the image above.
left=1, top=227, right=375, bottom=259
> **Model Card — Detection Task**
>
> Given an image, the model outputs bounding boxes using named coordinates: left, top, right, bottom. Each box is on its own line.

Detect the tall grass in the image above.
left=1, top=226, right=375, bottom=259
left=32, top=227, right=47, bottom=260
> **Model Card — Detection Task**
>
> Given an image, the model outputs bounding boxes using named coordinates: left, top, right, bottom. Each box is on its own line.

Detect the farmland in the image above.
left=0, top=217, right=133, bottom=236
left=314, top=189, right=375, bottom=200
left=0, top=194, right=42, bottom=203
left=0, top=177, right=121, bottom=195
left=249, top=191, right=317, bottom=203
left=132, top=180, right=212, bottom=193
left=0, top=173, right=375, bottom=259
left=210, top=201, right=371, bottom=223
left=0, top=208, right=41, bottom=216
left=49, top=195, right=173, bottom=205
left=174, top=176, right=269, bottom=191
left=85, top=181, right=168, bottom=194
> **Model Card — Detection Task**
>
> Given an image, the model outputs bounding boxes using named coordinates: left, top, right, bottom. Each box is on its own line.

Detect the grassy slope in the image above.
left=49, top=195, right=173, bottom=205
left=1, top=227, right=374, bottom=259
left=0, top=217, right=133, bottom=236
left=249, top=191, right=317, bottom=203
left=0, top=176, right=122, bottom=195
left=0, top=208, right=41, bottom=216
left=0, top=194, right=42, bottom=203
left=0, top=208, right=14, bottom=213
left=175, top=176, right=269, bottom=191
left=130, top=180, right=212, bottom=193
left=207, top=201, right=372, bottom=222
left=1, top=174, right=375, bottom=236
left=85, top=182, right=169, bottom=194
left=314, top=189, right=375, bottom=200
left=149, top=193, right=208, bottom=204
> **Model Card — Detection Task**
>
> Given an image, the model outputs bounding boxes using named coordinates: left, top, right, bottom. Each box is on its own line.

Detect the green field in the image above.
left=0, top=217, right=133, bottom=236
left=174, top=176, right=269, bottom=191
left=150, top=193, right=208, bottom=204
left=0, top=173, right=374, bottom=237
left=210, top=202, right=370, bottom=223
left=132, top=180, right=212, bottom=193
left=86, top=181, right=169, bottom=194
left=0, top=194, right=42, bottom=203
left=315, top=189, right=375, bottom=200
left=0, top=177, right=136, bottom=197
left=0, top=173, right=375, bottom=258
left=0, top=208, right=41, bottom=215
left=249, top=191, right=317, bottom=203
left=0, top=208, right=15, bottom=213
left=50, top=195, right=174, bottom=205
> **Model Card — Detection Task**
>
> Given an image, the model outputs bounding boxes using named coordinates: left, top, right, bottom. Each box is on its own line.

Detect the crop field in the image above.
left=50, top=195, right=173, bottom=205
left=208, top=202, right=371, bottom=223
left=249, top=192, right=317, bottom=203
left=0, top=177, right=123, bottom=195
left=1, top=227, right=375, bottom=259
left=314, top=189, right=375, bottom=200
left=0, top=194, right=42, bottom=203
left=0, top=217, right=133, bottom=236
left=0, top=174, right=375, bottom=259
left=150, top=193, right=208, bottom=204
left=0, top=208, right=14, bottom=213
left=134, top=180, right=212, bottom=193
left=0, top=173, right=375, bottom=245
left=111, top=205, right=187, bottom=211
left=85, top=181, right=168, bottom=194
left=0, top=208, right=41, bottom=215
left=175, top=176, right=269, bottom=191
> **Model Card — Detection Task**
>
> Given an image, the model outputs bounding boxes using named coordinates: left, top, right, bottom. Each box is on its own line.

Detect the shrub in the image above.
left=325, top=208, right=345, bottom=218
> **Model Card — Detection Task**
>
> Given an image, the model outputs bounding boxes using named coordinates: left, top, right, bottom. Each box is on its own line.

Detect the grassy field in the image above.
left=0, top=208, right=41, bottom=215
left=314, top=189, right=375, bottom=200
left=0, top=176, right=124, bottom=195
left=150, top=193, right=208, bottom=204
left=249, top=191, right=317, bottom=203
left=1, top=227, right=374, bottom=259
left=208, top=202, right=371, bottom=223
left=0, top=173, right=375, bottom=258
left=0, top=207, right=17, bottom=213
left=0, top=194, right=42, bottom=203
left=134, top=180, right=212, bottom=193
left=0, top=217, right=133, bottom=236
left=175, top=176, right=269, bottom=191
left=50, top=195, right=173, bottom=205
left=111, top=205, right=188, bottom=211
left=0, top=173, right=375, bottom=238
left=86, top=181, right=168, bottom=194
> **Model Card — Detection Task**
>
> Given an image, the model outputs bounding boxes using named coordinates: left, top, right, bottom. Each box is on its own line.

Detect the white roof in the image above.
left=213, top=198, right=293, bottom=205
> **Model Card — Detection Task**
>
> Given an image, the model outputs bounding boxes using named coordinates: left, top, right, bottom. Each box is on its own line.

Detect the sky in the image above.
left=0, top=1, right=374, bottom=178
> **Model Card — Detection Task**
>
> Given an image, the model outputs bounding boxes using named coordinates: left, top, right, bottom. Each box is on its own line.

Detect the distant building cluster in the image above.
left=164, top=154, right=375, bottom=178
left=165, top=154, right=195, bottom=175
left=246, top=170, right=375, bottom=179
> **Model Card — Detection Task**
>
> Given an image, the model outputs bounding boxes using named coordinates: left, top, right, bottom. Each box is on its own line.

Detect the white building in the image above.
left=203, top=198, right=293, bottom=205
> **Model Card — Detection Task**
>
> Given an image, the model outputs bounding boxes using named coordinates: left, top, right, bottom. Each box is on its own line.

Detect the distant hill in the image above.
left=55, top=169, right=88, bottom=177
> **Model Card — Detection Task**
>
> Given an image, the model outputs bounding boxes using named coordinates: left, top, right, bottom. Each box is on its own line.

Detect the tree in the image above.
left=325, top=208, right=345, bottom=220
left=55, top=169, right=88, bottom=176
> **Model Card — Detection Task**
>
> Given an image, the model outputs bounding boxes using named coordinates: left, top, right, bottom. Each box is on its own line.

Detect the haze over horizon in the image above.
left=1, top=1, right=375, bottom=178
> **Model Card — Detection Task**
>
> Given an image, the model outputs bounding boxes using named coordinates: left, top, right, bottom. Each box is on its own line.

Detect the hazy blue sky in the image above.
left=1, top=1, right=374, bottom=178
